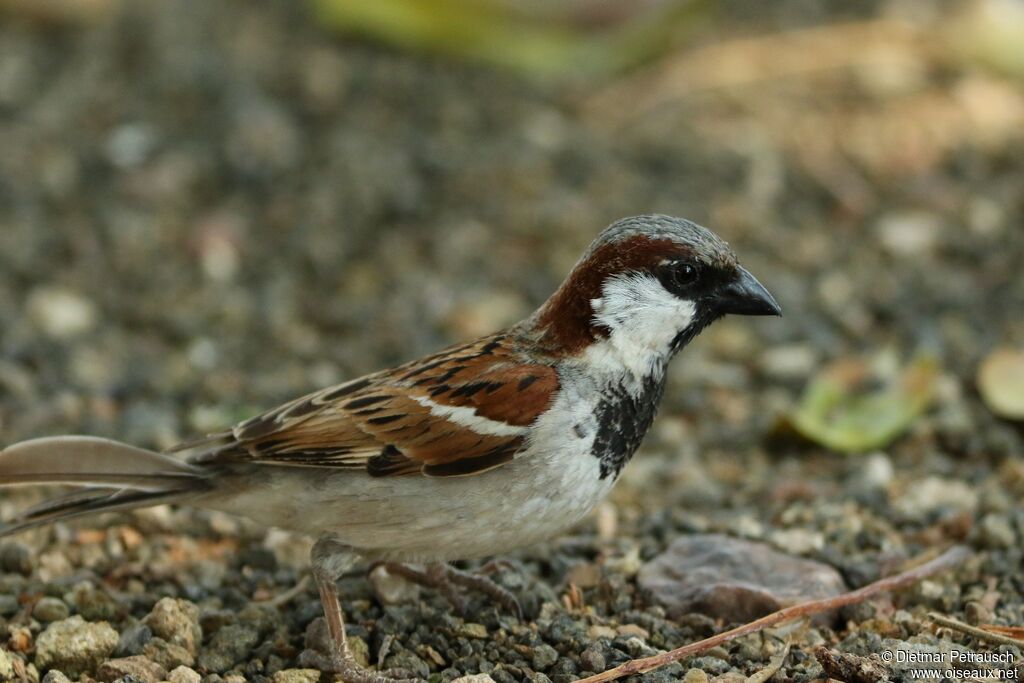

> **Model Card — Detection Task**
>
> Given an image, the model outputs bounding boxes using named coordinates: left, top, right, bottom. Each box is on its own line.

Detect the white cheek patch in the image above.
left=591, top=273, right=696, bottom=349
left=585, top=273, right=696, bottom=381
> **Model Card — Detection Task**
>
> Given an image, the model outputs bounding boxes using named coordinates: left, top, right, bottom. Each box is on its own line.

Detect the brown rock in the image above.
left=167, top=666, right=202, bottom=683
left=34, top=616, right=118, bottom=678
left=143, top=597, right=202, bottom=655
left=143, top=637, right=195, bottom=669
left=96, top=655, right=168, bottom=683
left=814, top=646, right=890, bottom=683
left=637, top=534, right=847, bottom=623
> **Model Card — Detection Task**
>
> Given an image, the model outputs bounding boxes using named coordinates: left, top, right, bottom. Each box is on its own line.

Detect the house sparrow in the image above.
left=0, top=214, right=780, bottom=682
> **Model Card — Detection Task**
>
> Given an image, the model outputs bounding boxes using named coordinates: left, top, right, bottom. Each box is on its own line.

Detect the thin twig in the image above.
left=745, top=639, right=791, bottom=683
left=929, top=612, right=1024, bottom=648
left=577, top=545, right=971, bottom=683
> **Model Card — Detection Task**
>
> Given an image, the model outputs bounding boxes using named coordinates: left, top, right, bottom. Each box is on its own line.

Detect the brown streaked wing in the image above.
left=188, top=334, right=559, bottom=478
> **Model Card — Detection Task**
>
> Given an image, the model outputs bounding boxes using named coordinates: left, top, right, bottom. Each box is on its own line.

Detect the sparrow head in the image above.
left=533, top=214, right=780, bottom=357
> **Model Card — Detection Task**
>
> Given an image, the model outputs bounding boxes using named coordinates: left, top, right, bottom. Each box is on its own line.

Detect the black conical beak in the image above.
left=716, top=266, right=782, bottom=317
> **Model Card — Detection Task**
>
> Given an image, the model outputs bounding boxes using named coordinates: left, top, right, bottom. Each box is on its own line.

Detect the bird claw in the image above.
left=382, top=561, right=523, bottom=620
left=445, top=565, right=523, bottom=620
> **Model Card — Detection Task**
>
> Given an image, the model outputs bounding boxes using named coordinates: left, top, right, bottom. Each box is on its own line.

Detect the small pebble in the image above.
left=383, top=651, right=429, bottom=679
left=0, top=542, right=33, bottom=575
left=683, top=669, right=709, bottom=683
left=979, top=513, right=1016, bottom=549
left=579, top=645, right=606, bottom=673
left=144, top=597, right=202, bottom=655
left=116, top=622, right=154, bottom=657
left=271, top=669, right=321, bottom=683
left=531, top=644, right=559, bottom=671
left=616, top=624, right=650, bottom=639
left=965, top=600, right=994, bottom=625
left=42, top=672, right=73, bottom=683
left=96, top=654, right=168, bottom=683
left=858, top=452, right=895, bottom=490
left=457, top=623, right=489, bottom=639
left=894, top=477, right=978, bottom=519
left=348, top=636, right=370, bottom=668
left=67, top=582, right=123, bottom=622
left=168, top=666, right=203, bottom=683
left=0, top=650, right=14, bottom=680
left=32, top=597, right=70, bottom=622
left=196, top=624, right=260, bottom=673
left=144, top=637, right=195, bottom=669
left=0, top=594, right=21, bottom=617
left=26, top=286, right=98, bottom=338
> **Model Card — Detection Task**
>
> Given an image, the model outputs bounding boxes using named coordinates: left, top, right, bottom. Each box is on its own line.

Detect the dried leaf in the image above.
left=977, top=348, right=1024, bottom=420
left=788, top=354, right=939, bottom=453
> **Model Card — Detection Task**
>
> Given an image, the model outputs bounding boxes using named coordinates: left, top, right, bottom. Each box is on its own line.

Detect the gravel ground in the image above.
left=1, top=1, right=1023, bottom=682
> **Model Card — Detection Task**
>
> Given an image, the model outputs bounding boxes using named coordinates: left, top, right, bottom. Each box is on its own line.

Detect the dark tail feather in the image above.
left=0, top=488, right=194, bottom=536
left=0, top=436, right=209, bottom=536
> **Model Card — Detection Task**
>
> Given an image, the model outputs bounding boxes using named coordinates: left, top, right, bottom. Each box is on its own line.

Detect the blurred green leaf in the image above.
left=788, top=353, right=939, bottom=454
left=309, top=0, right=710, bottom=79
left=949, top=0, right=1024, bottom=81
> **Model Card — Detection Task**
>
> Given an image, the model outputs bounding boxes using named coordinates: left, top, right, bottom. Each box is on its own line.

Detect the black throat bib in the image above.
left=590, top=373, right=667, bottom=480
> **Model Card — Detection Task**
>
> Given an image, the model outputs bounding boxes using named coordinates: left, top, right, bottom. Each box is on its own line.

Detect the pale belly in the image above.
left=207, top=443, right=614, bottom=561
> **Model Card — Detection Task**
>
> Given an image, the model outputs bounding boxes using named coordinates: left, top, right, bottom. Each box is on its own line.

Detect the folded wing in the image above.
left=188, top=333, right=559, bottom=478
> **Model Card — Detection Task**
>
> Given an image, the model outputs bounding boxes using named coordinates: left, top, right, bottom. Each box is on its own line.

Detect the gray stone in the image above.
left=531, top=644, right=559, bottom=671
left=637, top=534, right=847, bottom=623
left=32, top=597, right=70, bottom=623
left=0, top=542, right=33, bottom=575
left=35, top=616, right=119, bottom=678
left=115, top=622, right=154, bottom=657
left=579, top=645, right=606, bottom=673
left=196, top=624, right=260, bottom=673
left=382, top=651, right=429, bottom=680
left=66, top=582, right=123, bottom=622
left=0, top=594, right=20, bottom=617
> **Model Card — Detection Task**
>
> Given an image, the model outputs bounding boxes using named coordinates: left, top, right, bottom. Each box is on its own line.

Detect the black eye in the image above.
left=673, top=263, right=699, bottom=288
left=656, top=260, right=701, bottom=296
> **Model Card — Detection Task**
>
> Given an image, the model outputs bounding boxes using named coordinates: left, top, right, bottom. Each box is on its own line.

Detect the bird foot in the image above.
left=302, top=616, right=420, bottom=682
left=382, top=561, right=522, bottom=619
